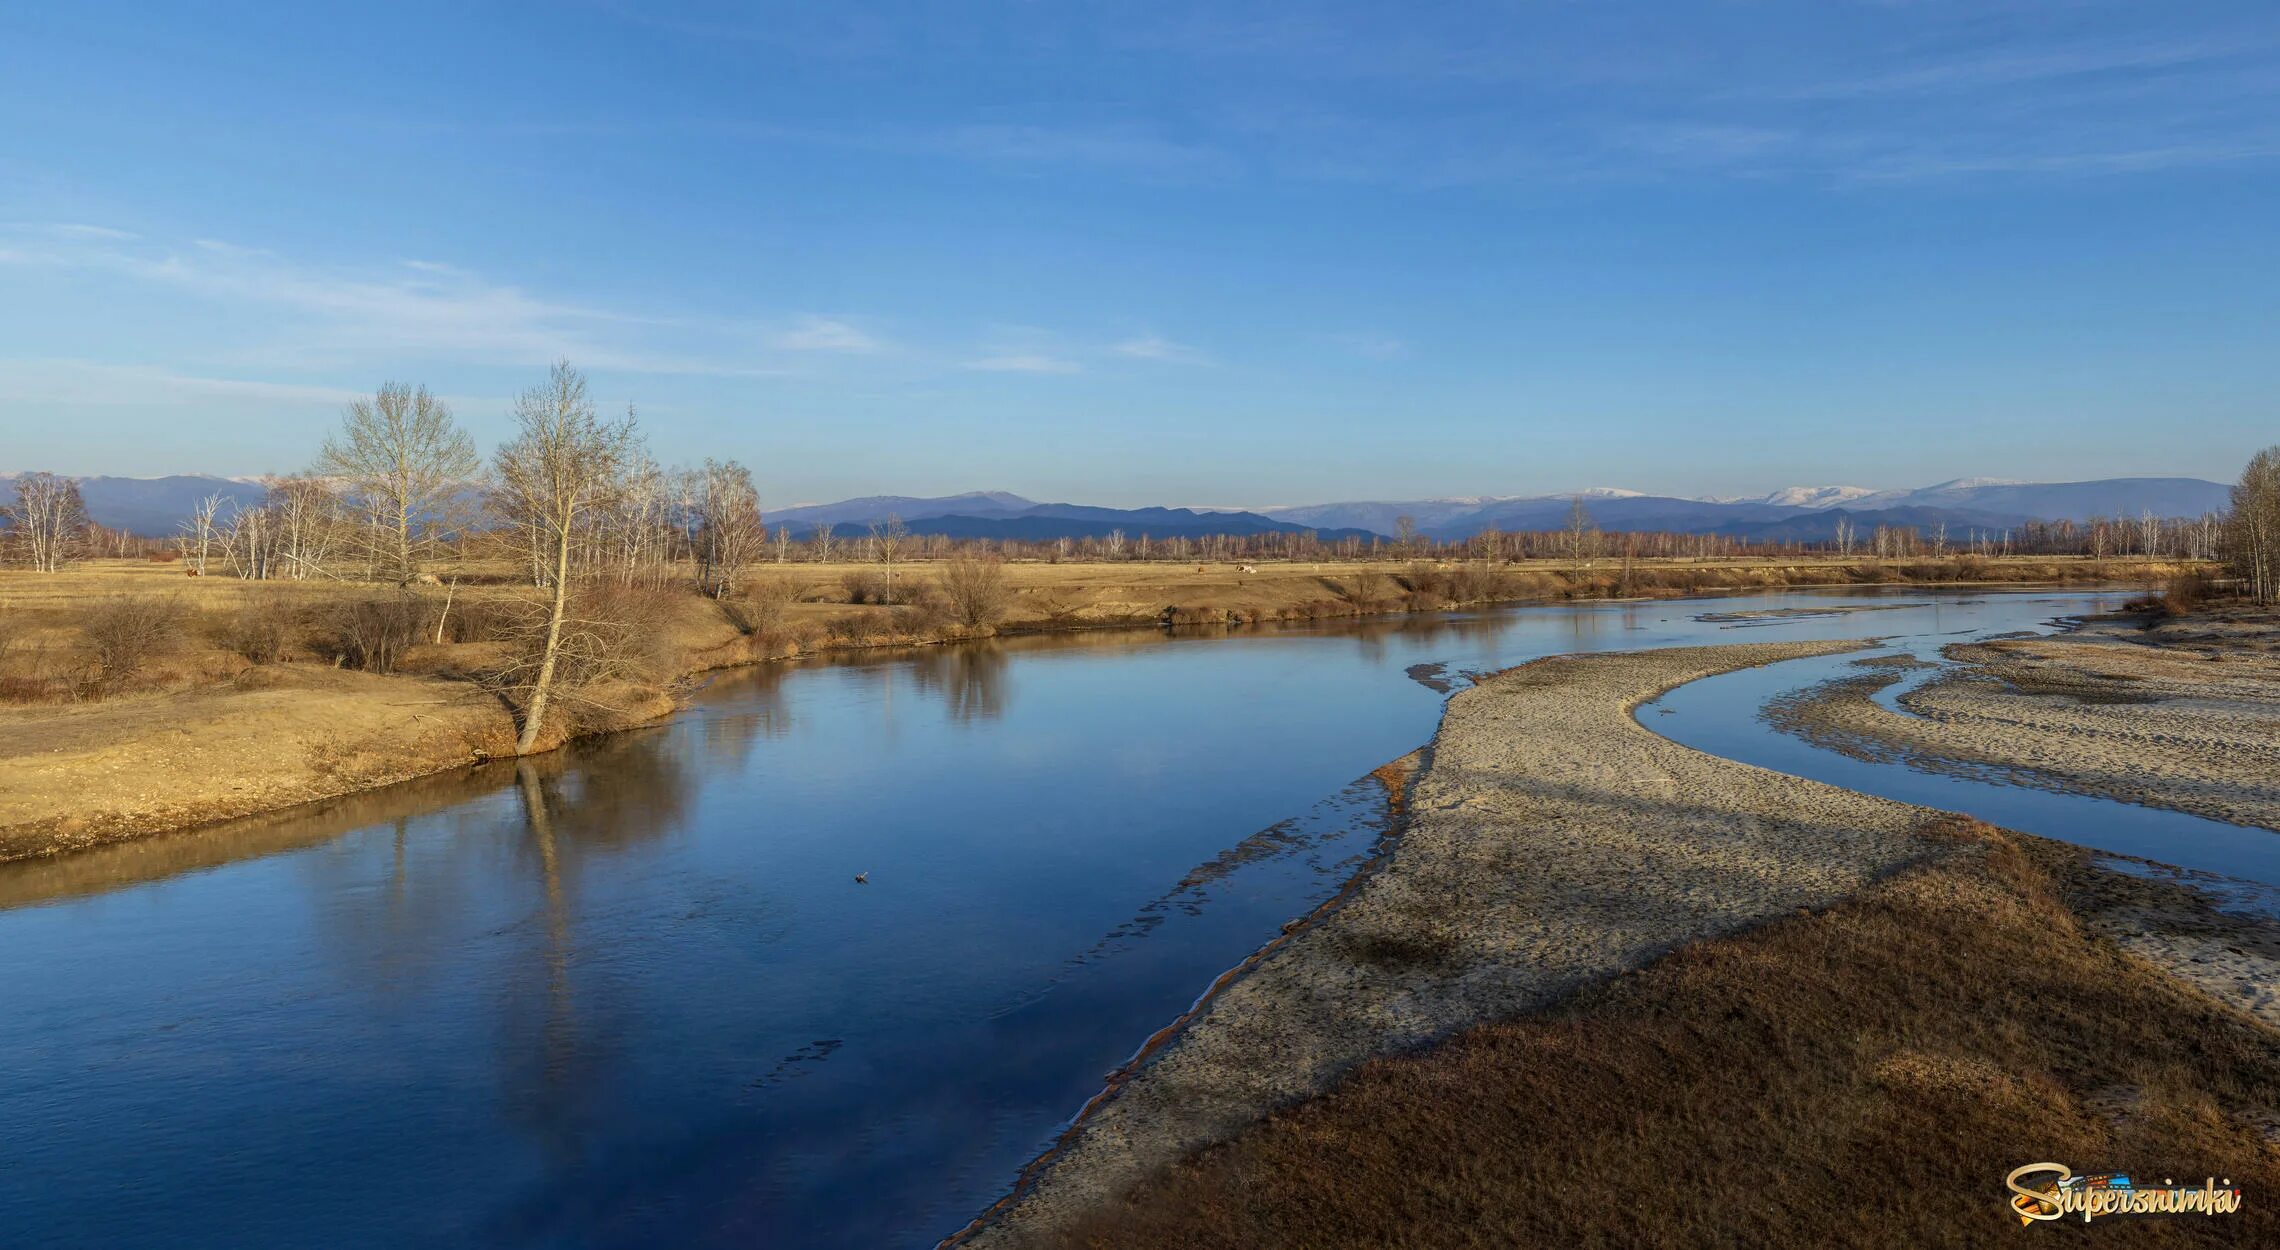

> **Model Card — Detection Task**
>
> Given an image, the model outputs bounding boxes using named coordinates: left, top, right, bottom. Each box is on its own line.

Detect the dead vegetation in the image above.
left=0, top=550, right=2209, bottom=852
left=1053, top=823, right=2280, bottom=1248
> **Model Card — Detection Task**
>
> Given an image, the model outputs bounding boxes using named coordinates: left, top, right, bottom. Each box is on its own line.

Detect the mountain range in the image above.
left=1, top=473, right=2233, bottom=543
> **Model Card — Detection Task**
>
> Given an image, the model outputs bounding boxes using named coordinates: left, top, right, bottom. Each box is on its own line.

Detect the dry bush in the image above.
left=324, top=593, right=428, bottom=674
left=1323, top=571, right=1393, bottom=612
left=216, top=595, right=298, bottom=664
left=898, top=586, right=955, bottom=634
left=2161, top=569, right=2213, bottom=616
left=937, top=552, right=1011, bottom=627
left=78, top=594, right=186, bottom=696
left=723, top=577, right=799, bottom=636
left=437, top=596, right=516, bottom=644
left=840, top=569, right=888, bottom=605
left=823, top=613, right=881, bottom=644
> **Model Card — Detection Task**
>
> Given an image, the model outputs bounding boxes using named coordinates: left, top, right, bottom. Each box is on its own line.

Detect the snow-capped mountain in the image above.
left=1755, top=485, right=1878, bottom=508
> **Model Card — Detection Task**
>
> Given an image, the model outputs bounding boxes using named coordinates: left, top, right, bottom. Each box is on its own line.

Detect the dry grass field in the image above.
left=0, top=552, right=2190, bottom=859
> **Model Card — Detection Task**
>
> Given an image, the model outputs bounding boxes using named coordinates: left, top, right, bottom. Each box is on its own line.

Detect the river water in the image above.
left=8, top=585, right=2246, bottom=1248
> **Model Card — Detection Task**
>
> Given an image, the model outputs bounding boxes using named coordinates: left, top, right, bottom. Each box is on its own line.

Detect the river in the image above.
left=9, top=585, right=2240, bottom=1248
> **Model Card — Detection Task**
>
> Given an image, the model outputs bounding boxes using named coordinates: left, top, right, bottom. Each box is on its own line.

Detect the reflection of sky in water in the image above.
left=0, top=588, right=2158, bottom=1249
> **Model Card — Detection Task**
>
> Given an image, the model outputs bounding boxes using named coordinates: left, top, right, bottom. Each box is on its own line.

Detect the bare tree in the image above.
left=321, top=381, right=479, bottom=583
left=266, top=475, right=345, bottom=580
left=173, top=492, right=226, bottom=574
left=869, top=513, right=911, bottom=601
left=4, top=472, right=89, bottom=571
left=1832, top=515, right=1855, bottom=558
left=1393, top=515, right=1417, bottom=557
left=938, top=550, right=1011, bottom=627
left=491, top=362, right=641, bottom=754
left=2228, top=446, right=2280, bottom=605
left=691, top=458, right=765, bottom=598
left=1562, top=498, right=1601, bottom=569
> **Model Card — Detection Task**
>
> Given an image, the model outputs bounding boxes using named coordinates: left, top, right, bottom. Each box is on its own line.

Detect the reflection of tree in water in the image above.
left=907, top=641, right=1009, bottom=723
left=279, top=725, right=717, bottom=1222
left=688, top=661, right=796, bottom=772
left=1386, top=610, right=1511, bottom=649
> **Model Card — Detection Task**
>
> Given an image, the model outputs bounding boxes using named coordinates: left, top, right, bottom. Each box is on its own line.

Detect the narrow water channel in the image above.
left=0, top=588, right=2165, bottom=1248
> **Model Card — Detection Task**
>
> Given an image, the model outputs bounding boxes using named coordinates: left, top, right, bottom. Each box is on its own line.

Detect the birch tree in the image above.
left=869, top=513, right=910, bottom=601
left=321, top=381, right=478, bottom=583
left=491, top=362, right=640, bottom=754
left=4, top=472, right=88, bottom=571
left=691, top=458, right=765, bottom=598
left=2229, top=446, right=2280, bottom=605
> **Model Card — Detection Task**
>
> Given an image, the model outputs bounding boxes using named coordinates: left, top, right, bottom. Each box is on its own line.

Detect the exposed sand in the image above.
left=1764, top=629, right=2280, bottom=830
left=2058, top=853, right=2280, bottom=1030
left=966, top=640, right=1951, bottom=1246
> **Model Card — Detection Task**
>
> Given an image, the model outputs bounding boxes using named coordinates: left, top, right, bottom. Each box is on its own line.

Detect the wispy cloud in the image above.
left=6, top=222, right=142, bottom=241
left=1111, top=333, right=1209, bottom=364
left=0, top=222, right=795, bottom=378
left=1754, top=38, right=2264, bottom=102
left=772, top=315, right=884, bottom=353
left=962, top=353, right=1082, bottom=375
left=0, top=358, right=373, bottom=408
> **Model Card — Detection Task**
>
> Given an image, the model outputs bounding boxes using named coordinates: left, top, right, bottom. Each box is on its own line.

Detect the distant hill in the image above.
left=771, top=491, right=1036, bottom=530
left=6, top=472, right=2235, bottom=542
left=0, top=473, right=269, bottom=536
left=1250, top=476, right=2231, bottom=540
left=814, top=505, right=1376, bottom=544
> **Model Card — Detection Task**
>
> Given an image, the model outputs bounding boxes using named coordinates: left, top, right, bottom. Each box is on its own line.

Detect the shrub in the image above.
left=898, top=586, right=955, bottom=634
left=218, top=596, right=297, bottom=664
left=79, top=594, right=185, bottom=695
left=937, top=552, right=1010, bottom=627
left=2161, top=570, right=2211, bottom=616
left=437, top=596, right=515, bottom=644
left=325, top=593, right=428, bottom=674
left=840, top=569, right=888, bottom=605
left=725, top=577, right=800, bottom=636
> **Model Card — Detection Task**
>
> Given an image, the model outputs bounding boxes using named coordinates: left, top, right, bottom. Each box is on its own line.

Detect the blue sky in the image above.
left=2, top=1, right=2275, bottom=506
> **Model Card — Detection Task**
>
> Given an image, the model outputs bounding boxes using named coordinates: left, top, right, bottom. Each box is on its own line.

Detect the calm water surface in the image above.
left=0, top=587, right=2196, bottom=1248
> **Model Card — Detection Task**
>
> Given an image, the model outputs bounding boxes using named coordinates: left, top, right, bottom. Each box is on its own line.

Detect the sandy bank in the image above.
left=967, top=639, right=1952, bottom=1245
left=1764, top=628, right=2280, bottom=830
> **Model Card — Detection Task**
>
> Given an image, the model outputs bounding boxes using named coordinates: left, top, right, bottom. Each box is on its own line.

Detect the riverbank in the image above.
left=1763, top=606, right=2280, bottom=830
left=966, top=641, right=2280, bottom=1247
left=0, top=559, right=2187, bottom=861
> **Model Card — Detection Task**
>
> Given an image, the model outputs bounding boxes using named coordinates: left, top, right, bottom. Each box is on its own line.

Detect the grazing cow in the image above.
left=413, top=573, right=442, bottom=586
left=1238, top=564, right=1258, bottom=574
left=183, top=567, right=201, bottom=577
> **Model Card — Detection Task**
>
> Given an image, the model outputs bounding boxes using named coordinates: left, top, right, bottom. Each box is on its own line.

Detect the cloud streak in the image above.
left=962, top=353, right=1082, bottom=375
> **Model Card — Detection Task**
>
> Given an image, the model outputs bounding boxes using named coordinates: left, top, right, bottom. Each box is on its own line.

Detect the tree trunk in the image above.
left=517, top=526, right=574, bottom=755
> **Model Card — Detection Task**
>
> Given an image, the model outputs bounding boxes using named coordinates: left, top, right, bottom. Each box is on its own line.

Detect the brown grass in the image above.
left=1054, top=822, right=2280, bottom=1248
left=0, top=553, right=2208, bottom=851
